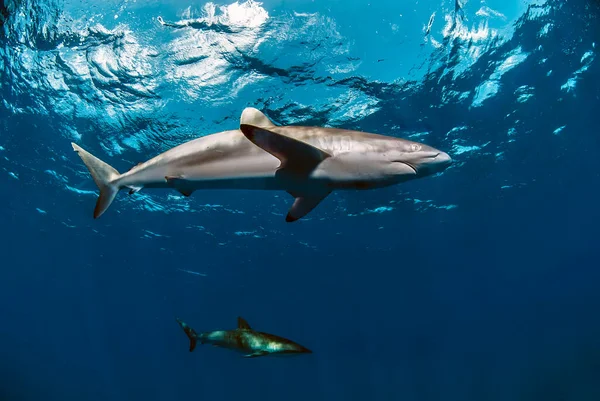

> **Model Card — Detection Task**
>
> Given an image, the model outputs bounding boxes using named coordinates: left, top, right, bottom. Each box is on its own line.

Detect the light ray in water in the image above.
left=177, top=268, right=208, bottom=277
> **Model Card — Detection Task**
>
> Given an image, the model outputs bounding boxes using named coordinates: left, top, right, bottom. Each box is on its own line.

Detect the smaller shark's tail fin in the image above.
left=71, top=143, right=121, bottom=219
left=176, top=318, right=198, bottom=352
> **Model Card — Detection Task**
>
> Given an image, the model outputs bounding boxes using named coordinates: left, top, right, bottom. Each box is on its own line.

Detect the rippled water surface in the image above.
left=1, top=0, right=599, bottom=400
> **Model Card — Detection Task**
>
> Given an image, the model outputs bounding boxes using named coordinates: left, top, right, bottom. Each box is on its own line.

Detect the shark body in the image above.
left=71, top=107, right=452, bottom=221
left=176, top=317, right=312, bottom=358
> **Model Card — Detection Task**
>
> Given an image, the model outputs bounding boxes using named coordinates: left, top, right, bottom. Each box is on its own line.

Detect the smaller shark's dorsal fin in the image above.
left=239, top=124, right=331, bottom=176
left=240, top=107, right=277, bottom=128
left=237, top=316, right=252, bottom=330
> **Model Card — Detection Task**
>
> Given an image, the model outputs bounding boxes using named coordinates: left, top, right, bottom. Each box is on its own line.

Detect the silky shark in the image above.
left=176, top=316, right=312, bottom=358
left=71, top=107, right=452, bottom=222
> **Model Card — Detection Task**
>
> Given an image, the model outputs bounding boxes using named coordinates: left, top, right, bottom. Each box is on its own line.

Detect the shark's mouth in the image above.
left=396, top=152, right=442, bottom=175
left=405, top=162, right=418, bottom=174
left=396, top=161, right=418, bottom=175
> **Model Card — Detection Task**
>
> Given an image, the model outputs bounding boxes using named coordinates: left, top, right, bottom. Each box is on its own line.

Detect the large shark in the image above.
left=176, top=316, right=312, bottom=358
left=71, top=107, right=452, bottom=222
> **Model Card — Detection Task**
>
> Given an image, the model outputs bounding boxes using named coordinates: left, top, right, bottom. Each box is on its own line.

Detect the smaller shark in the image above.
left=176, top=316, right=312, bottom=358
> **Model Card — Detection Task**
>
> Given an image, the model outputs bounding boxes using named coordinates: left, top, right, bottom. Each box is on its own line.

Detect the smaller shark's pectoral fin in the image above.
left=286, top=190, right=331, bottom=222
left=239, top=124, right=331, bottom=176
left=237, top=316, right=252, bottom=330
left=243, top=351, right=269, bottom=358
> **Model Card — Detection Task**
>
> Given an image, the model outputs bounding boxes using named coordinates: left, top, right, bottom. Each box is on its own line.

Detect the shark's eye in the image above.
left=411, top=144, right=421, bottom=152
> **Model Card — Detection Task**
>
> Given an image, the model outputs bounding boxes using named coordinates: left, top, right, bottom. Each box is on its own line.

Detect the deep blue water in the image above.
left=1, top=0, right=600, bottom=400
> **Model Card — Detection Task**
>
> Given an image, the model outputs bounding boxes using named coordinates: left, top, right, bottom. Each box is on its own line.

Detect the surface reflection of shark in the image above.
left=176, top=317, right=312, bottom=358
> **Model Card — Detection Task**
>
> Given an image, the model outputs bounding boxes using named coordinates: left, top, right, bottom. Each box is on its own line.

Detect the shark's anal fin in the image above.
left=239, top=124, right=331, bottom=176
left=237, top=316, right=252, bottom=330
left=165, top=176, right=195, bottom=197
left=286, top=190, right=331, bottom=222
left=243, top=351, right=269, bottom=358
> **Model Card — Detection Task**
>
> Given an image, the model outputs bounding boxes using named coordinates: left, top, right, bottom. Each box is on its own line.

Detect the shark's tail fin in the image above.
left=176, top=318, right=199, bottom=352
left=71, top=143, right=121, bottom=219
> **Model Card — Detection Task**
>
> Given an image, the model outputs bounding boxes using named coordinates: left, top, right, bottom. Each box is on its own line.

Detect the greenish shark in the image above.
left=176, top=317, right=312, bottom=358
left=71, top=107, right=452, bottom=222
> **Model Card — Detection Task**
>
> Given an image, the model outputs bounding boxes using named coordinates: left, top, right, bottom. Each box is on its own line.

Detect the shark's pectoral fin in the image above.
left=243, top=351, right=269, bottom=358
left=286, top=190, right=331, bottom=222
left=239, top=124, right=331, bottom=176
left=165, top=176, right=195, bottom=197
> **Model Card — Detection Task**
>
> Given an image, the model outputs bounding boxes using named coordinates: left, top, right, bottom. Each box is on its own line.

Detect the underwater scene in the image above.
left=1, top=0, right=599, bottom=400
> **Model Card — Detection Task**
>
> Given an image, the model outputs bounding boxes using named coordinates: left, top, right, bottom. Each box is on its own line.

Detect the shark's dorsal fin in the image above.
left=237, top=316, right=252, bottom=330
left=240, top=107, right=277, bottom=128
left=286, top=190, right=331, bottom=222
left=239, top=124, right=331, bottom=176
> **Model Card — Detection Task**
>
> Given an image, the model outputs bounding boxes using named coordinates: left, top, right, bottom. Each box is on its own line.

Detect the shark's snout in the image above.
left=288, top=344, right=312, bottom=355
left=434, top=151, right=452, bottom=169
left=402, top=149, right=452, bottom=178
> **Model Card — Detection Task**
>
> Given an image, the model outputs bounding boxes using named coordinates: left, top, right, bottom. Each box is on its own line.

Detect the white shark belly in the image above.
left=120, top=156, right=285, bottom=191
left=116, top=131, right=286, bottom=191
left=117, top=126, right=401, bottom=192
left=181, top=155, right=283, bottom=190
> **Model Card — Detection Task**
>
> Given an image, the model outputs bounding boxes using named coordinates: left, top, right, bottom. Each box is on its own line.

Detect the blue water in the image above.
left=1, top=0, right=600, bottom=400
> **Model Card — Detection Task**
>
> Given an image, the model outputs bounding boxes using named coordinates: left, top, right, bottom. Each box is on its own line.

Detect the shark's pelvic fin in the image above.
left=176, top=318, right=198, bottom=352
left=239, top=124, right=331, bottom=176
left=178, top=189, right=194, bottom=197
left=71, top=143, right=121, bottom=219
left=240, top=107, right=277, bottom=128
left=286, top=190, right=331, bottom=222
left=128, top=186, right=142, bottom=195
left=244, top=351, right=269, bottom=358
left=237, top=317, right=252, bottom=330
left=165, top=176, right=195, bottom=197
